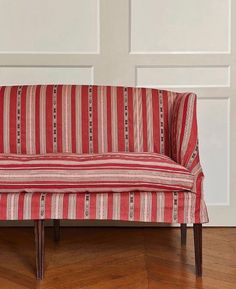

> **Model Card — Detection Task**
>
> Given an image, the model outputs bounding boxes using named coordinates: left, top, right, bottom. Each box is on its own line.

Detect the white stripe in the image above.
left=133, top=88, right=143, bottom=152
left=62, top=85, right=72, bottom=152
left=96, top=193, right=108, bottom=219
left=26, top=86, right=36, bottom=154
left=23, top=193, right=32, bottom=219
left=157, top=193, right=164, bottom=222
left=68, top=194, right=76, bottom=219
left=112, top=193, right=120, bottom=220
left=7, top=193, right=19, bottom=220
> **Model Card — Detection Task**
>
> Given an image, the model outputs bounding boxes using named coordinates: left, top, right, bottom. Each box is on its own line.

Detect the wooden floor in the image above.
left=0, top=227, right=235, bottom=289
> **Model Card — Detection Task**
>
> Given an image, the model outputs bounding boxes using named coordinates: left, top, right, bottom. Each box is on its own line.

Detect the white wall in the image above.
left=0, top=0, right=235, bottom=225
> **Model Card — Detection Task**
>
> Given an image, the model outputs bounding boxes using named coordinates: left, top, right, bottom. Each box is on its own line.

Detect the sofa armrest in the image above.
left=171, top=93, right=204, bottom=196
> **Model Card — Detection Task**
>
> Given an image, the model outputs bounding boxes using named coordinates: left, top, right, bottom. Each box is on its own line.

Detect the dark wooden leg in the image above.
left=53, top=219, right=60, bottom=242
left=34, top=220, right=44, bottom=280
left=181, top=223, right=187, bottom=246
left=193, top=223, right=202, bottom=277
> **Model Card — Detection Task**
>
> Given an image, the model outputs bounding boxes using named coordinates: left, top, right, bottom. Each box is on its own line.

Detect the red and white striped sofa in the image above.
left=0, top=85, right=208, bottom=279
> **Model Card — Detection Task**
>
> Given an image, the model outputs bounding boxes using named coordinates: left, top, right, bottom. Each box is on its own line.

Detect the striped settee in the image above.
left=0, top=85, right=208, bottom=279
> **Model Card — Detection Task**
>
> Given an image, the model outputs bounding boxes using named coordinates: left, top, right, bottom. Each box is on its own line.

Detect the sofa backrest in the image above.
left=0, top=85, right=179, bottom=156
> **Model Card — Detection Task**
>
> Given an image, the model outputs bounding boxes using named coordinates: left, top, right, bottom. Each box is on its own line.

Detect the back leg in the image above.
left=181, top=223, right=187, bottom=246
left=53, top=219, right=60, bottom=242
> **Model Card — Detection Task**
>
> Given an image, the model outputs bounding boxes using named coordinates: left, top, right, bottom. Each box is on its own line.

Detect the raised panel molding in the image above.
left=198, top=99, right=230, bottom=206
left=130, top=0, right=231, bottom=54
left=0, top=0, right=100, bottom=54
left=136, top=66, right=230, bottom=88
left=0, top=66, right=94, bottom=85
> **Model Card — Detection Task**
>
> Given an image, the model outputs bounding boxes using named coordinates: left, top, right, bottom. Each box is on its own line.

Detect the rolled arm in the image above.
left=171, top=93, right=204, bottom=196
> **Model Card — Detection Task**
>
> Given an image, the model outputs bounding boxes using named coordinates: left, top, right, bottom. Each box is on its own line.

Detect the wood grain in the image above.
left=0, top=227, right=235, bottom=289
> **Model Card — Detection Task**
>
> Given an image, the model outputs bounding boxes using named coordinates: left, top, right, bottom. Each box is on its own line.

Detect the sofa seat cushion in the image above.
left=0, top=153, right=194, bottom=193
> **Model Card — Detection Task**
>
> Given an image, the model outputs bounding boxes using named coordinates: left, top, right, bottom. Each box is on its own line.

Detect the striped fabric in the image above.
left=0, top=85, right=209, bottom=223
left=0, top=192, right=209, bottom=223
left=0, top=85, right=175, bottom=155
left=171, top=93, right=205, bottom=222
left=0, top=152, right=194, bottom=193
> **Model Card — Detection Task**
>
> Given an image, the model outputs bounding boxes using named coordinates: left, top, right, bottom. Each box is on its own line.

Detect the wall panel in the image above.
left=136, top=66, right=230, bottom=88
left=0, top=66, right=94, bottom=85
left=0, top=0, right=99, bottom=53
left=198, top=99, right=230, bottom=205
left=130, top=0, right=230, bottom=53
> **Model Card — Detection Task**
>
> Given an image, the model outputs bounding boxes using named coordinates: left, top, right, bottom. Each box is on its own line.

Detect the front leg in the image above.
left=34, top=220, right=45, bottom=280
left=193, top=223, right=202, bottom=277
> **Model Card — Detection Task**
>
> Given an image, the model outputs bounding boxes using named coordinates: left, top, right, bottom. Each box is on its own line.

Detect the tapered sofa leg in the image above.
left=181, top=223, right=187, bottom=246
left=34, top=220, right=45, bottom=280
left=193, top=223, right=202, bottom=277
left=53, top=219, right=60, bottom=242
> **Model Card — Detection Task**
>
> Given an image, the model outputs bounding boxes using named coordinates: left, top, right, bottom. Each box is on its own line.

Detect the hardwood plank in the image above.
left=0, top=227, right=235, bottom=289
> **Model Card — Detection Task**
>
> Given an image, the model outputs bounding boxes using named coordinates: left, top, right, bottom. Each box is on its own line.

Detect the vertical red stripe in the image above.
left=183, top=98, right=198, bottom=166
left=31, top=193, right=40, bottom=219
left=45, top=194, right=52, bottom=219
left=107, top=193, right=113, bottom=220
left=151, top=193, right=157, bottom=222
left=0, top=87, right=5, bottom=153
left=128, top=88, right=134, bottom=152
left=71, top=86, right=76, bottom=153
left=0, top=194, right=7, bottom=220
left=20, top=86, right=27, bottom=153
left=76, top=194, right=85, bottom=219
left=152, top=89, right=160, bottom=153
left=120, top=193, right=129, bottom=220
left=134, top=192, right=140, bottom=221
left=177, top=193, right=184, bottom=223
left=90, top=193, right=96, bottom=219
left=35, top=86, right=40, bottom=154
left=56, top=85, right=63, bottom=153
left=18, top=193, right=24, bottom=220
left=142, top=88, right=148, bottom=152
left=164, top=193, right=173, bottom=223
left=162, top=90, right=169, bottom=156
left=171, top=97, right=181, bottom=162
left=92, top=86, right=98, bottom=153
left=106, top=87, right=112, bottom=152
left=63, top=194, right=69, bottom=219
left=178, top=96, right=188, bottom=163
left=9, top=86, right=17, bottom=153
left=46, top=86, right=53, bottom=153
left=117, top=87, right=125, bottom=151
left=81, top=86, right=89, bottom=153
left=194, top=174, right=203, bottom=223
